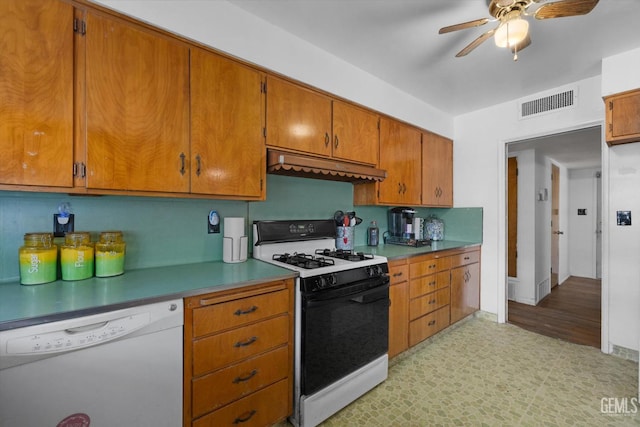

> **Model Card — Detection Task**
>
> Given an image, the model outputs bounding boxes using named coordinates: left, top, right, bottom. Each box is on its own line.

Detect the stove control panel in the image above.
left=300, top=262, right=389, bottom=293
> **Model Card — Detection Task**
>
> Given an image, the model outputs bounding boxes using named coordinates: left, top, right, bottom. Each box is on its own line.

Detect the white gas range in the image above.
left=253, top=219, right=390, bottom=427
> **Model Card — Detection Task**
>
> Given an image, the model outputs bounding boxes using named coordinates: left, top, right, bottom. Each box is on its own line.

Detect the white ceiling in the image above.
left=227, top=0, right=635, bottom=169
left=507, top=126, right=602, bottom=169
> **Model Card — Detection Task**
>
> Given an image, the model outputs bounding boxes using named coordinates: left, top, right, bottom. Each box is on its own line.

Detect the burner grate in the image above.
left=272, top=253, right=335, bottom=269
left=315, top=249, right=374, bottom=262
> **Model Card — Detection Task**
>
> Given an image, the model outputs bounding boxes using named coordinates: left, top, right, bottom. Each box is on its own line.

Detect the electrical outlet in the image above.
left=208, top=210, right=220, bottom=234
left=53, top=213, right=75, bottom=237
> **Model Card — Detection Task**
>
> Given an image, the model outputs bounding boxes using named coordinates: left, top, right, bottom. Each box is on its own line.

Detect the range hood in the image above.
left=267, top=149, right=386, bottom=183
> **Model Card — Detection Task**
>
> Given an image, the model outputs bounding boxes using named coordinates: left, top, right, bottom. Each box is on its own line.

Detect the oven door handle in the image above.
left=304, top=282, right=389, bottom=307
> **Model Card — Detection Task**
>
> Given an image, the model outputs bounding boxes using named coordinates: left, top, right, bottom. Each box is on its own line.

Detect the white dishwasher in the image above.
left=0, top=299, right=183, bottom=427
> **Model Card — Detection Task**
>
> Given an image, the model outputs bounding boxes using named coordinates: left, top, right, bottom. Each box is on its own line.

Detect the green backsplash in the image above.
left=0, top=175, right=482, bottom=282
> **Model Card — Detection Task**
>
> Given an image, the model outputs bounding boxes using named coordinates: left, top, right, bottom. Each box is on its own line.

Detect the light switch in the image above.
left=617, top=211, right=631, bottom=226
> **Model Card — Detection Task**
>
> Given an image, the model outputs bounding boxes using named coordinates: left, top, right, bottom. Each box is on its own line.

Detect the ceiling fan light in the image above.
left=494, top=17, right=529, bottom=48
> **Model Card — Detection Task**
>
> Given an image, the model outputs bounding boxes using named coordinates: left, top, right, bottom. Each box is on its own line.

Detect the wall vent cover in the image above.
left=519, top=87, right=577, bottom=119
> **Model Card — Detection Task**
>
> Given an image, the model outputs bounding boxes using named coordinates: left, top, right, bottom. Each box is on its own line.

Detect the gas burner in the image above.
left=272, top=253, right=335, bottom=270
left=315, top=249, right=375, bottom=262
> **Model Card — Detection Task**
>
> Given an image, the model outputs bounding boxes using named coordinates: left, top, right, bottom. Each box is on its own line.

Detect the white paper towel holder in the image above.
left=223, top=217, right=248, bottom=263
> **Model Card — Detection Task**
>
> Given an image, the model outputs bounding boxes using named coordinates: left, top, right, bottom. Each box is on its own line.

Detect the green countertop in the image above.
left=354, top=240, right=481, bottom=260
left=0, top=240, right=480, bottom=331
left=0, top=260, right=297, bottom=331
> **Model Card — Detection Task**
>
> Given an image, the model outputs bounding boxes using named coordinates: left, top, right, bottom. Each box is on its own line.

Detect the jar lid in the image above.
left=23, top=233, right=53, bottom=245
left=64, top=232, right=92, bottom=244
left=99, top=231, right=123, bottom=242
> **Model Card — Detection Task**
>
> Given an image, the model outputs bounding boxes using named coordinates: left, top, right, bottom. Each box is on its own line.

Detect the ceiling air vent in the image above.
left=518, top=87, right=577, bottom=119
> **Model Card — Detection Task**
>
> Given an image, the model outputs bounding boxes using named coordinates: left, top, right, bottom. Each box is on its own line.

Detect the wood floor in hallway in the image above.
left=508, top=275, right=601, bottom=348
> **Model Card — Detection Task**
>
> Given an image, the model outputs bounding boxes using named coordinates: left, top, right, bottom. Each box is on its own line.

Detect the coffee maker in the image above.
left=385, top=207, right=431, bottom=247
left=388, top=207, right=415, bottom=238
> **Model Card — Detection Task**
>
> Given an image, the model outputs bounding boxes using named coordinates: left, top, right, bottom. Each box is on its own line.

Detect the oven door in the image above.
left=301, top=277, right=389, bottom=396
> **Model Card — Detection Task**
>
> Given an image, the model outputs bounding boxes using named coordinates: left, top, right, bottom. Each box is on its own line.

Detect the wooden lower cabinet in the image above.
left=388, top=259, right=409, bottom=359
left=193, top=380, right=289, bottom=427
left=389, top=246, right=481, bottom=358
left=409, top=306, right=450, bottom=347
left=450, top=250, right=481, bottom=324
left=184, top=279, right=294, bottom=427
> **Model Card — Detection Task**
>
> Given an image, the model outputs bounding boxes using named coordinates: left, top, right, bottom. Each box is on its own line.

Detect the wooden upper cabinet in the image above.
left=377, top=118, right=421, bottom=205
left=422, top=132, right=453, bottom=207
left=605, top=89, right=640, bottom=145
left=266, top=76, right=332, bottom=157
left=190, top=49, right=265, bottom=199
left=332, top=101, right=379, bottom=166
left=84, top=12, right=190, bottom=193
left=0, top=0, right=74, bottom=187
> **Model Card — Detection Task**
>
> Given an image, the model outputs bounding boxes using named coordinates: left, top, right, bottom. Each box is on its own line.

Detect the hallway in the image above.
left=508, top=276, right=601, bottom=348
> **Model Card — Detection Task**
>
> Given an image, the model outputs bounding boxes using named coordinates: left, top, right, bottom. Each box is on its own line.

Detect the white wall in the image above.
left=454, top=76, right=603, bottom=321
left=91, top=0, right=452, bottom=137
left=601, top=48, right=640, bottom=352
left=569, top=168, right=599, bottom=278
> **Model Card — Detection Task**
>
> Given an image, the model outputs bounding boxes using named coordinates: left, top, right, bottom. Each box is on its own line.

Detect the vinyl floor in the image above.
left=281, top=316, right=640, bottom=426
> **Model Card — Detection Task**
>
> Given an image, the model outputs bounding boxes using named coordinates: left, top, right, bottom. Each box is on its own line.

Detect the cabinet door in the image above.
left=422, top=132, right=453, bottom=207
left=378, top=118, right=421, bottom=205
left=85, top=13, right=189, bottom=192
left=191, top=49, right=265, bottom=198
left=332, top=101, right=379, bottom=165
left=0, top=0, right=73, bottom=187
left=450, top=262, right=480, bottom=324
left=606, top=90, right=640, bottom=145
left=266, top=76, right=332, bottom=156
left=389, top=281, right=409, bottom=359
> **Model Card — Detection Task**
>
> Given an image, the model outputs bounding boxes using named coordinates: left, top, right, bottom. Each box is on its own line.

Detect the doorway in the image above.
left=505, top=126, right=602, bottom=345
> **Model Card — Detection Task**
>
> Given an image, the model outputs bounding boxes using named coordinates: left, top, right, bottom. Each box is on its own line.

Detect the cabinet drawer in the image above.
left=410, top=257, right=450, bottom=277
left=192, top=345, right=288, bottom=418
left=192, top=288, right=289, bottom=338
left=409, top=306, right=450, bottom=347
left=409, top=288, right=450, bottom=320
left=409, top=271, right=450, bottom=298
left=193, top=315, right=289, bottom=376
left=450, top=250, right=480, bottom=268
left=389, top=262, right=409, bottom=285
left=193, top=378, right=289, bottom=427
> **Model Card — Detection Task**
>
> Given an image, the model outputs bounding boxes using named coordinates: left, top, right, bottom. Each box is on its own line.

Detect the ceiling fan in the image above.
left=439, top=0, right=599, bottom=60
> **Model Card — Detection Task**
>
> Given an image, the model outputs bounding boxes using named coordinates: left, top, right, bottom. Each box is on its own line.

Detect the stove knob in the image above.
left=320, top=274, right=336, bottom=289
left=366, top=265, right=381, bottom=277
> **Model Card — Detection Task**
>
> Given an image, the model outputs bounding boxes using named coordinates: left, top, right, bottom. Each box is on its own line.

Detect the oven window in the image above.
left=302, top=284, right=389, bottom=396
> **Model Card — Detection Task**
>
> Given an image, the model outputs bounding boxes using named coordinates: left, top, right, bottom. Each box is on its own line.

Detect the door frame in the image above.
left=497, top=120, right=608, bottom=354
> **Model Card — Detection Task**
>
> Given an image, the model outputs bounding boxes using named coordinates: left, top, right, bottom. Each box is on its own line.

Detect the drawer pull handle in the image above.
left=233, top=369, right=258, bottom=384
left=429, top=265, right=435, bottom=269
left=464, top=256, right=470, bottom=260
left=429, top=281, right=436, bottom=287
left=428, top=320, right=436, bottom=326
left=393, top=272, right=403, bottom=277
left=233, top=410, right=257, bottom=424
left=234, top=306, right=258, bottom=316
left=234, top=336, right=257, bottom=348
left=428, top=299, right=436, bottom=304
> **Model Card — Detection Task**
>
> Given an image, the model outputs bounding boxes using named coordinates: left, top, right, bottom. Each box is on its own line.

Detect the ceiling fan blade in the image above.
left=455, top=28, right=497, bottom=57
left=533, top=0, right=599, bottom=20
left=439, top=18, right=490, bottom=34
